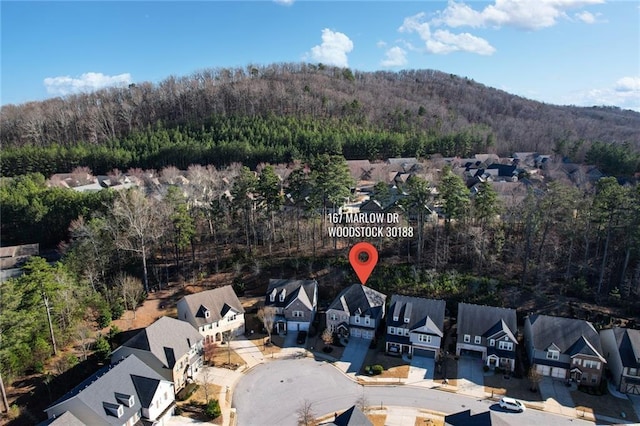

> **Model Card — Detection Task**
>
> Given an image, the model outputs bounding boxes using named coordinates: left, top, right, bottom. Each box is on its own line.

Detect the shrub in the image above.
left=97, top=304, right=112, bottom=328
left=110, top=301, right=124, bottom=320
left=371, top=365, right=384, bottom=375
left=94, top=335, right=111, bottom=362
left=205, top=399, right=222, bottom=419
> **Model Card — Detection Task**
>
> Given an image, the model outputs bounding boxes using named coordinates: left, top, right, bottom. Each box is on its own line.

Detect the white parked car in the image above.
left=499, top=397, right=526, bottom=412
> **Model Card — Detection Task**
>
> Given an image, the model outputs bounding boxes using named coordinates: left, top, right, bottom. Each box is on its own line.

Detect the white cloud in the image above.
left=615, top=76, right=640, bottom=92
left=376, top=40, right=387, bottom=48
left=563, top=76, right=640, bottom=111
left=575, top=11, right=596, bottom=23
left=400, top=13, right=495, bottom=55
left=381, top=46, right=408, bottom=67
left=274, top=0, right=294, bottom=5
left=435, top=0, right=605, bottom=30
left=308, top=29, right=353, bottom=67
left=44, top=72, right=132, bottom=96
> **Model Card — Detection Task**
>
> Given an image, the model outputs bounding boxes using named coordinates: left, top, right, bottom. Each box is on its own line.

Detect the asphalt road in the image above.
left=232, top=358, right=593, bottom=426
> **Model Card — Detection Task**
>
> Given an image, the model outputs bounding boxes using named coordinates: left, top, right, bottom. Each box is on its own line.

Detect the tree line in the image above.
left=2, top=62, right=638, bottom=169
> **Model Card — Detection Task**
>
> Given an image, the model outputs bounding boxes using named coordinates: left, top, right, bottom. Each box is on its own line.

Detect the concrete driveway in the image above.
left=538, top=377, right=576, bottom=418
left=409, top=356, right=435, bottom=381
left=457, top=356, right=486, bottom=397
left=336, top=337, right=370, bottom=374
left=629, top=395, right=640, bottom=420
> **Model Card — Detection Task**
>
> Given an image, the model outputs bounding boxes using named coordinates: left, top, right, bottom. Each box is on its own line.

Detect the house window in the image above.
left=574, top=358, right=581, bottom=366
left=355, top=316, right=360, bottom=324
left=474, top=336, right=481, bottom=344
left=208, top=324, right=213, bottom=330
left=364, top=316, right=371, bottom=325
left=628, top=368, right=638, bottom=377
left=418, top=335, right=432, bottom=343
left=404, top=329, right=409, bottom=336
left=204, top=310, right=211, bottom=319
left=546, top=350, right=559, bottom=360
left=292, top=311, right=303, bottom=318
left=389, top=326, right=395, bottom=335
left=404, top=317, right=410, bottom=324
left=498, top=341, right=513, bottom=351
left=584, top=360, right=600, bottom=369
left=463, top=334, right=471, bottom=343
left=228, top=314, right=236, bottom=322
left=591, top=375, right=597, bottom=383
left=393, top=316, right=399, bottom=322
left=279, top=289, right=286, bottom=302
left=330, top=313, right=337, bottom=321
left=489, top=339, right=495, bottom=347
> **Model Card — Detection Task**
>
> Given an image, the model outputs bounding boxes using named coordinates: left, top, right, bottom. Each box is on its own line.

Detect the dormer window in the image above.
left=354, top=316, right=360, bottom=324
left=404, top=316, right=410, bottom=324
left=103, top=402, right=124, bottom=418
left=115, top=392, right=135, bottom=407
left=364, top=315, right=371, bottom=325
left=546, top=349, right=559, bottom=360
left=393, top=316, right=399, bottom=322
left=204, top=310, right=211, bottom=319
left=270, top=289, right=277, bottom=302
left=279, top=289, right=286, bottom=302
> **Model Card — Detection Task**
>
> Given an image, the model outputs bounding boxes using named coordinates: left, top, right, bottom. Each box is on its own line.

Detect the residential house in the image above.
left=319, top=405, right=373, bottom=426
left=456, top=303, right=517, bottom=371
left=524, top=314, right=606, bottom=386
left=265, top=279, right=318, bottom=334
left=600, top=327, right=640, bottom=394
left=326, top=284, right=386, bottom=340
left=44, top=354, right=175, bottom=426
left=386, top=296, right=446, bottom=360
left=110, top=316, right=203, bottom=393
left=176, top=285, right=245, bottom=343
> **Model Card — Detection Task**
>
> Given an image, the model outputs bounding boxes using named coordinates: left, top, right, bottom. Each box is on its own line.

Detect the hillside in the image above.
left=1, top=63, right=639, bottom=175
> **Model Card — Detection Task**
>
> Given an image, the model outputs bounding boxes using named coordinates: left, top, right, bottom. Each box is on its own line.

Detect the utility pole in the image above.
left=43, top=294, right=57, bottom=356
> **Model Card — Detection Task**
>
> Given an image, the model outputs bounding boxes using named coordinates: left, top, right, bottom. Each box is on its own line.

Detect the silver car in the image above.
left=499, top=397, right=526, bottom=412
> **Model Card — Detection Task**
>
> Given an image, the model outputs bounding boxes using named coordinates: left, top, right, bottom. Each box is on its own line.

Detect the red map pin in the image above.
left=349, top=242, right=378, bottom=286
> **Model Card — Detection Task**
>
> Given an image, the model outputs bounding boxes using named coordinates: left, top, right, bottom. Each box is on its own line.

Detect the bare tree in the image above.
left=257, top=307, right=277, bottom=347
left=203, top=340, right=217, bottom=365
left=528, top=367, right=542, bottom=392
left=117, top=274, right=145, bottom=319
left=109, top=189, right=166, bottom=292
left=221, top=330, right=236, bottom=366
left=296, top=399, right=316, bottom=426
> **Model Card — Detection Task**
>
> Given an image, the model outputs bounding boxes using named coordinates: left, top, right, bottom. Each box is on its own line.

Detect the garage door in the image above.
left=537, top=365, right=550, bottom=376
left=460, top=349, right=483, bottom=359
left=625, top=383, right=640, bottom=395
left=551, top=367, right=566, bottom=378
left=361, top=330, right=374, bottom=339
left=414, top=348, right=436, bottom=358
left=352, top=328, right=361, bottom=338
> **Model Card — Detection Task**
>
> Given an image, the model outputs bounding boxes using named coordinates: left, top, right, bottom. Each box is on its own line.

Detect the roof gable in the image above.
left=457, top=303, right=517, bottom=339
left=120, top=316, right=202, bottom=368
left=328, top=284, right=386, bottom=317
left=526, top=314, right=603, bottom=359
left=388, top=295, right=445, bottom=335
left=266, top=279, right=317, bottom=309
left=612, top=328, right=640, bottom=368
left=179, top=285, right=245, bottom=326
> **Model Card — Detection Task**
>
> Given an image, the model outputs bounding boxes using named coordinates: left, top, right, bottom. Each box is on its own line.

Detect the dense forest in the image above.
left=1, top=63, right=639, bottom=176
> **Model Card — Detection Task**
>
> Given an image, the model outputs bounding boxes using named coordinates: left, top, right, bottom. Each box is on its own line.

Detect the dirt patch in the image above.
left=210, top=345, right=246, bottom=369
left=367, top=413, right=387, bottom=426
left=415, top=416, right=445, bottom=426
left=571, top=390, right=639, bottom=423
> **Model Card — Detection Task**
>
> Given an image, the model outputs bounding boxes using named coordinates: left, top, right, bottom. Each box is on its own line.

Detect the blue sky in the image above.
left=2, top=1, right=639, bottom=110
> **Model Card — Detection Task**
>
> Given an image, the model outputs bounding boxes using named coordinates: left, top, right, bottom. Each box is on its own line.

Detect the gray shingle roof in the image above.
left=526, top=314, right=604, bottom=360
left=45, top=354, right=167, bottom=425
left=457, top=303, right=516, bottom=340
left=328, top=284, right=386, bottom=318
left=265, top=279, right=317, bottom=310
left=388, top=295, right=445, bottom=336
left=179, top=285, right=245, bottom=327
left=41, top=411, right=85, bottom=426
left=117, top=316, right=202, bottom=369
left=320, top=405, right=373, bottom=426
left=611, top=327, right=640, bottom=368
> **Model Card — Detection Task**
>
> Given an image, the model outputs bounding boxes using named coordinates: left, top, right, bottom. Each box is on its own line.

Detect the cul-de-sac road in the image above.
left=233, top=358, right=593, bottom=426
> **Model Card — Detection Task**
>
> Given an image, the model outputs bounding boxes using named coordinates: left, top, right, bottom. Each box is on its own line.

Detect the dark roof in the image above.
left=265, top=279, right=317, bottom=310
left=526, top=315, right=604, bottom=361
left=116, top=316, right=202, bottom=368
left=328, top=284, right=386, bottom=319
left=487, top=164, right=517, bottom=177
left=45, top=355, right=166, bottom=425
left=388, top=295, right=445, bottom=336
left=457, top=303, right=516, bottom=341
left=445, top=409, right=510, bottom=426
left=321, top=406, right=372, bottom=426
left=179, top=285, right=245, bottom=326
left=610, top=327, right=640, bottom=368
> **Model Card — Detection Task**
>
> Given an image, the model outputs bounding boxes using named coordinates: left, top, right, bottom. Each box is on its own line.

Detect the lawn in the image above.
left=211, top=345, right=246, bottom=369
left=360, top=350, right=410, bottom=378
left=484, top=373, right=544, bottom=402
left=571, top=390, right=639, bottom=423
left=367, top=413, right=387, bottom=426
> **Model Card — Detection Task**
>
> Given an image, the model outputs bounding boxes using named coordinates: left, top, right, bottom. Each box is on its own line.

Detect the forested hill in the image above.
left=1, top=63, right=639, bottom=175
